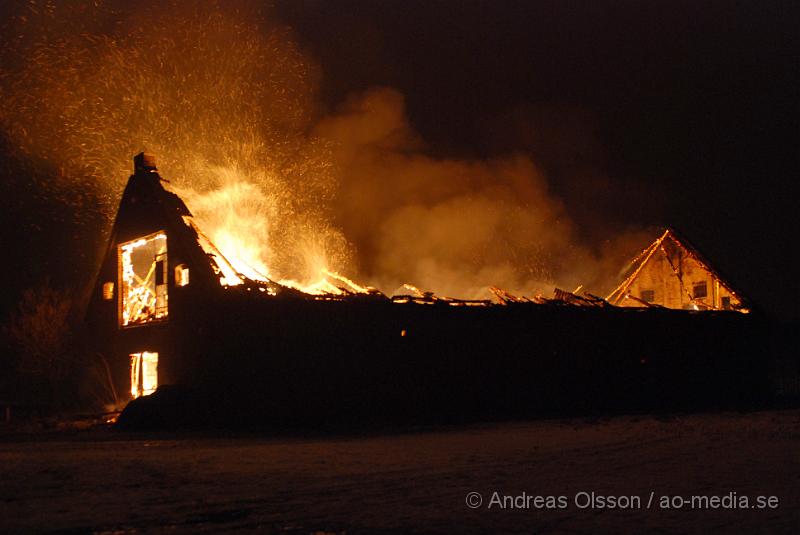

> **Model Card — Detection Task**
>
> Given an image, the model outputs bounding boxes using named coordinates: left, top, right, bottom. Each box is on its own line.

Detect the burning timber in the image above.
left=87, top=154, right=770, bottom=428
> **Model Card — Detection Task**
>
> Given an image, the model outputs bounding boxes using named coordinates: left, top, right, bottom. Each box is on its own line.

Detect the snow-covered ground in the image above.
left=1, top=410, right=799, bottom=533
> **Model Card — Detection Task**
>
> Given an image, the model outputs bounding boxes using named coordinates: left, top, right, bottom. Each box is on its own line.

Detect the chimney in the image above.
left=134, top=152, right=157, bottom=173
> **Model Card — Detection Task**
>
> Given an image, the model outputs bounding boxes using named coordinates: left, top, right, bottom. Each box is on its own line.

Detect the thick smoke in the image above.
left=1, top=1, right=645, bottom=298
left=315, top=88, right=644, bottom=297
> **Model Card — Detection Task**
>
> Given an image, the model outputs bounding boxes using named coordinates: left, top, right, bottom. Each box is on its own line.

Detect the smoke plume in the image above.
left=315, top=88, right=646, bottom=297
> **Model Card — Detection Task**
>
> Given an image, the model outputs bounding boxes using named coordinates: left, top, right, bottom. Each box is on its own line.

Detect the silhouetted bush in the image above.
left=3, top=282, right=83, bottom=410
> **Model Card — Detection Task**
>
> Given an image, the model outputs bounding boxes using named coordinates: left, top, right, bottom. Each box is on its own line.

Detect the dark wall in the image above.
left=120, top=293, right=773, bottom=429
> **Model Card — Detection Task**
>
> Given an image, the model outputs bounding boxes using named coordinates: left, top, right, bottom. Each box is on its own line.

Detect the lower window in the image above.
left=130, top=351, right=159, bottom=399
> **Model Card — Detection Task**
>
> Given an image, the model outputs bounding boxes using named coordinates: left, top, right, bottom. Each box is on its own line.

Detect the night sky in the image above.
left=0, top=0, right=797, bottom=321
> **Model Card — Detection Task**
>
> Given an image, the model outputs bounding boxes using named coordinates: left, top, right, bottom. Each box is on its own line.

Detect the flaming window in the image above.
left=119, top=232, right=168, bottom=326
left=130, top=351, right=158, bottom=398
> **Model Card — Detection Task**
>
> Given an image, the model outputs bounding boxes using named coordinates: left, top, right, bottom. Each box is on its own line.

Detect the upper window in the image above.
left=102, top=281, right=115, bottom=301
left=692, top=280, right=708, bottom=299
left=119, top=232, right=168, bottom=326
left=174, top=264, right=190, bottom=287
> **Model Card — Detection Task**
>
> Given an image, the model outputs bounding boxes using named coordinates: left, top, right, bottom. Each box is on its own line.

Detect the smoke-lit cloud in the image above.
left=316, top=88, right=648, bottom=297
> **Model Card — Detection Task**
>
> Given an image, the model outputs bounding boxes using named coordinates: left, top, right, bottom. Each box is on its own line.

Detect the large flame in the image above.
left=0, top=1, right=355, bottom=294
left=178, top=168, right=363, bottom=294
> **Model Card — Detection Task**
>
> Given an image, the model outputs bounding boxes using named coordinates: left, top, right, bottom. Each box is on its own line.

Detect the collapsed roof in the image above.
left=104, top=154, right=749, bottom=312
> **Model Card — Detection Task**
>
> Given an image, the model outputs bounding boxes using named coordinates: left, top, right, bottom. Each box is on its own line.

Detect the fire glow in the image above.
left=0, top=1, right=598, bottom=302
left=0, top=2, right=752, bottom=310
left=182, top=210, right=370, bottom=295
left=119, top=232, right=168, bottom=325
left=0, top=2, right=354, bottom=294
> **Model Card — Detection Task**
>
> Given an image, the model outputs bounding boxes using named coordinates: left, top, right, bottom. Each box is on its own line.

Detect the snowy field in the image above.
left=1, top=410, right=799, bottom=533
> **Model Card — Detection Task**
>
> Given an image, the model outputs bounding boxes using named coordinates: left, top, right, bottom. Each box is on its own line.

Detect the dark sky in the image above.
left=276, top=0, right=798, bottom=320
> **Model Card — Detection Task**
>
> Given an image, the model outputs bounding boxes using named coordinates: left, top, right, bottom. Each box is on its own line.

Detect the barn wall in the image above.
left=119, top=294, right=773, bottom=428
left=622, top=246, right=741, bottom=310
left=86, top=165, right=226, bottom=406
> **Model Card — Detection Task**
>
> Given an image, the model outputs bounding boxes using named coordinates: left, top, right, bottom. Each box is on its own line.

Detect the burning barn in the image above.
left=607, top=229, right=749, bottom=312
left=88, top=155, right=769, bottom=427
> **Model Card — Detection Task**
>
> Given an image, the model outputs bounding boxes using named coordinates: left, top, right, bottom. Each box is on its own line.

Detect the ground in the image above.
left=1, top=410, right=799, bottom=533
